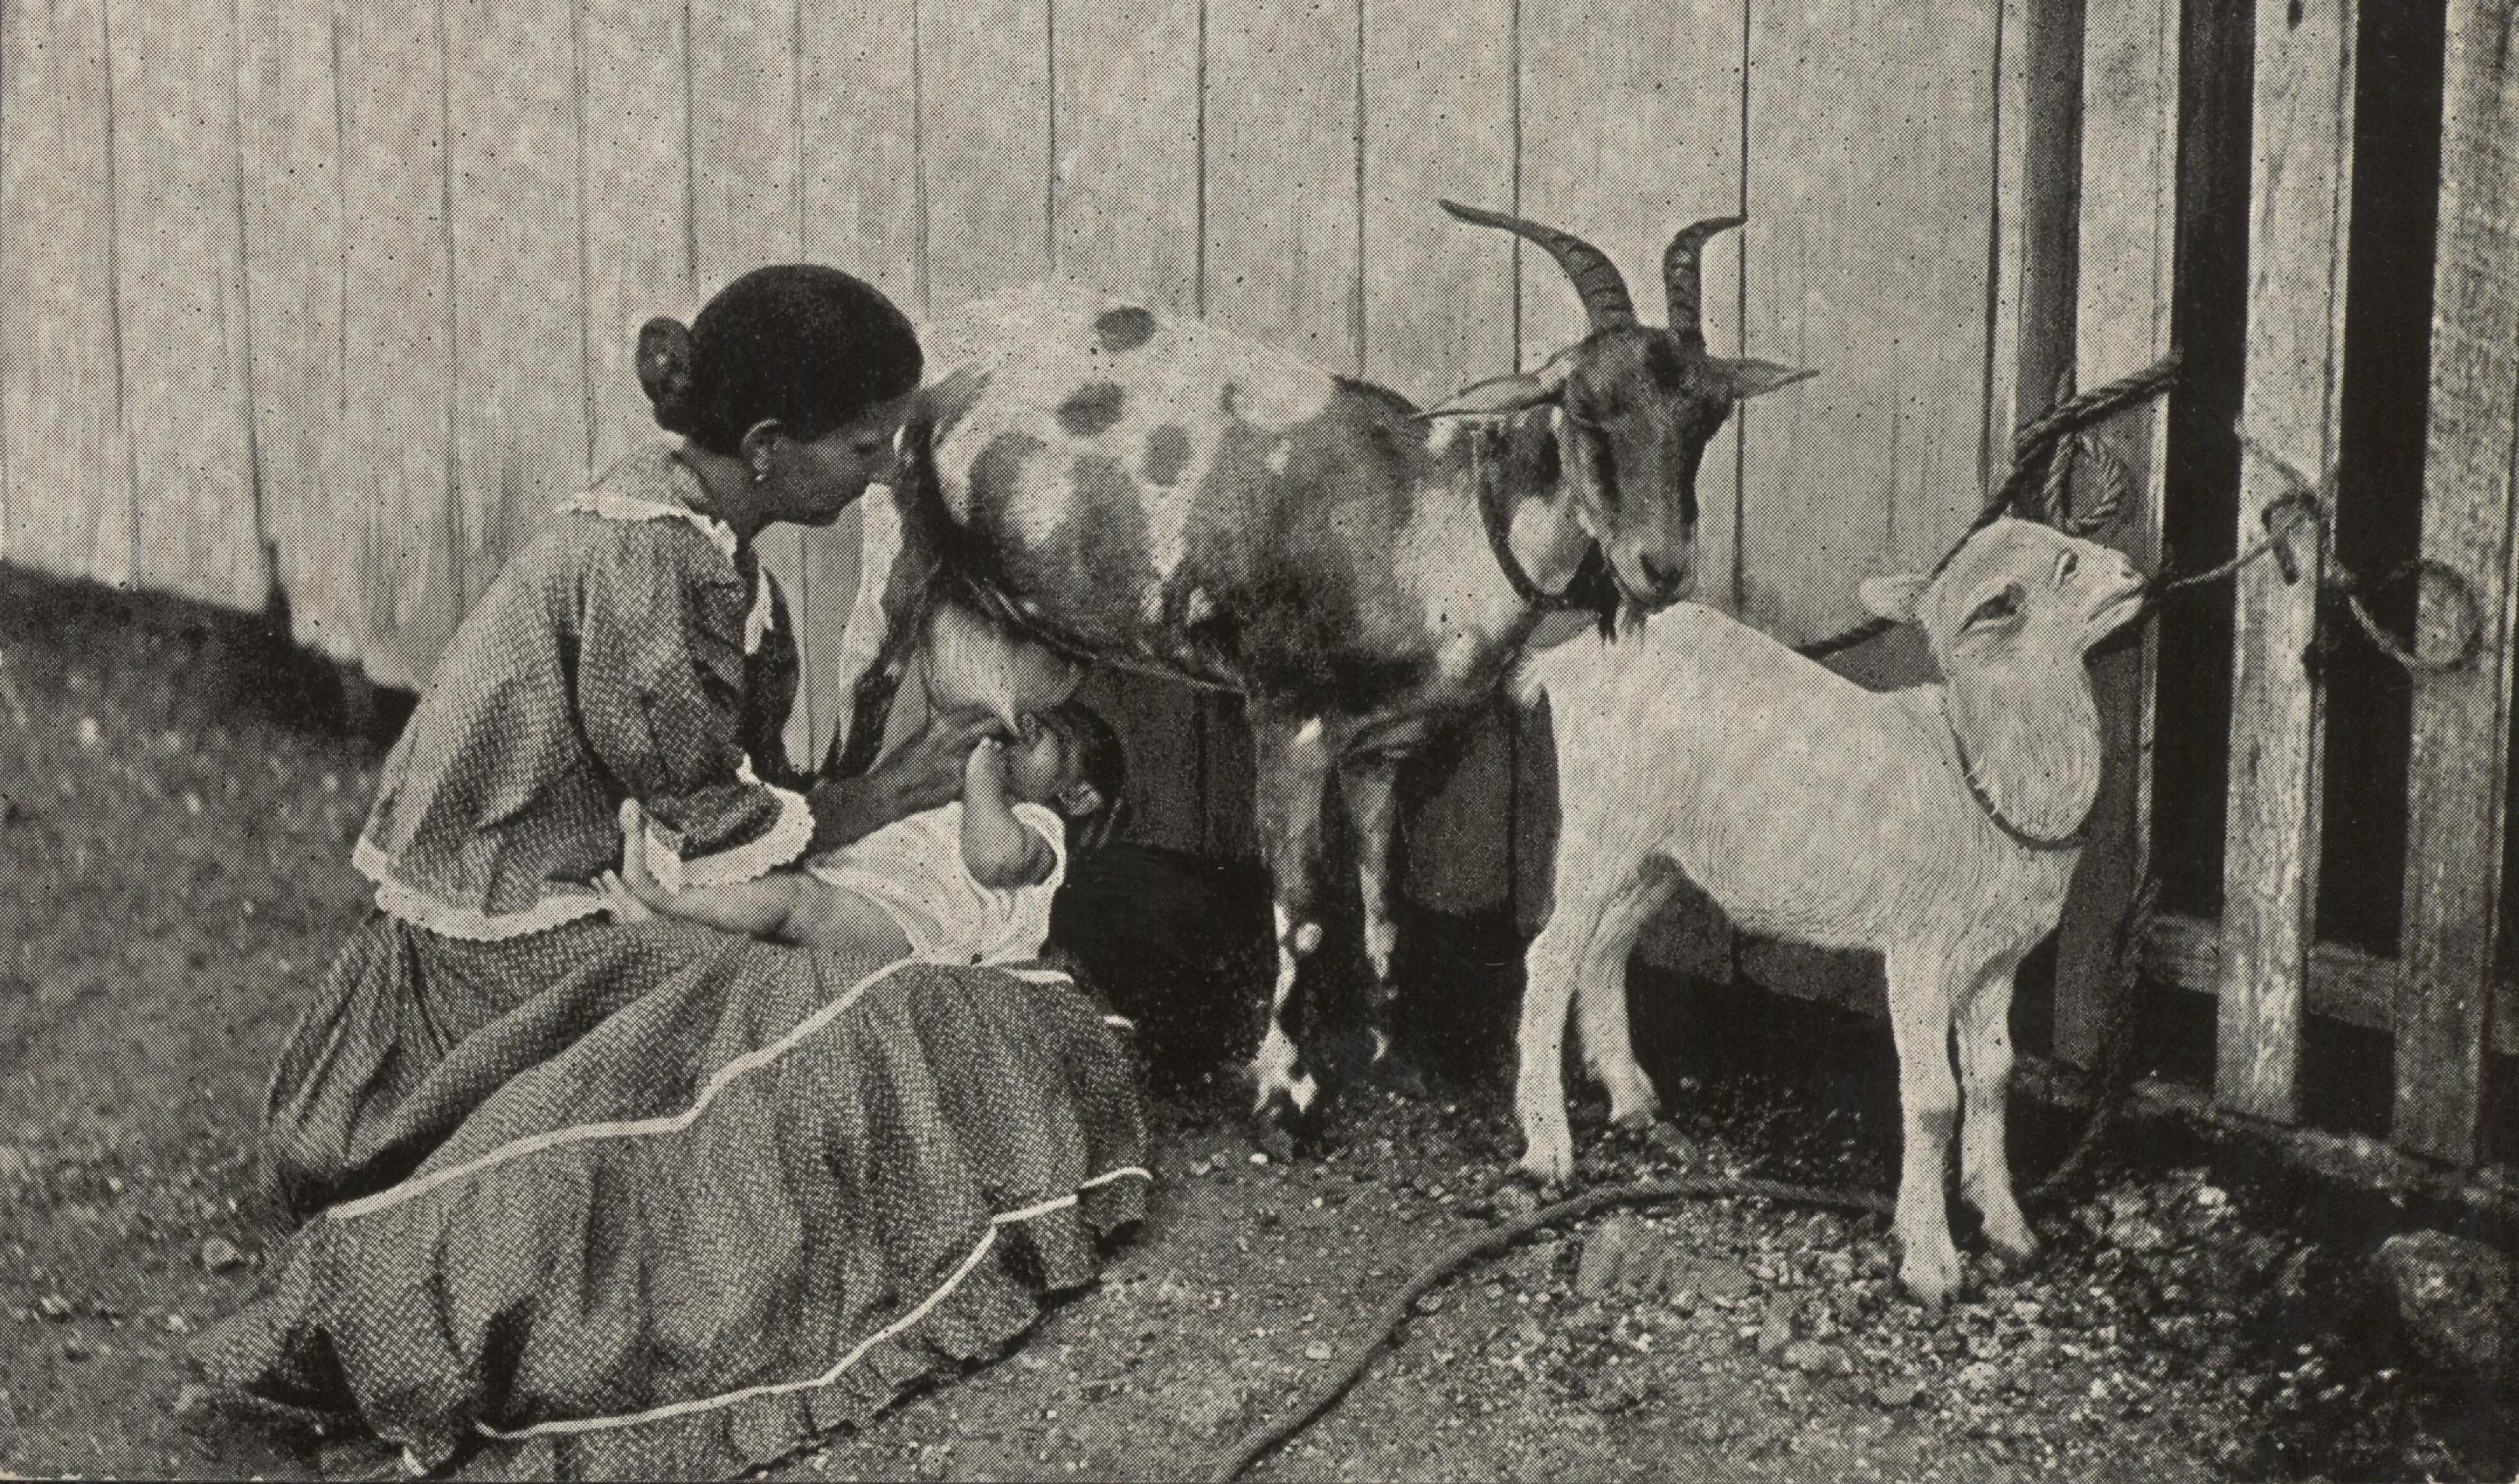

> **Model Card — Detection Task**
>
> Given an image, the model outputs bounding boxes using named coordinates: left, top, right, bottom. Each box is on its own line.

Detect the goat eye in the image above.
left=2054, top=549, right=2079, bottom=585
left=1967, top=586, right=2023, bottom=628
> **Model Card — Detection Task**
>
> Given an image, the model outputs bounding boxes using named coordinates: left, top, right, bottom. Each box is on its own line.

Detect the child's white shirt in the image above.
left=805, top=800, right=1067, bottom=965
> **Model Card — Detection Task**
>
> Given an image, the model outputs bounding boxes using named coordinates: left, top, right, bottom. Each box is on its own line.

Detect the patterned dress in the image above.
left=200, top=448, right=1149, bottom=1479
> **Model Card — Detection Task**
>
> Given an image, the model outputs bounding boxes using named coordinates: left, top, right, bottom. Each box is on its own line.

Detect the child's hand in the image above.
left=596, top=870, right=656, bottom=923
left=964, top=734, right=1009, bottom=791
left=617, top=800, right=671, bottom=906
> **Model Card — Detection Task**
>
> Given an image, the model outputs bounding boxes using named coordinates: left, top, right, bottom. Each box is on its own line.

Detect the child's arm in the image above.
left=959, top=740, right=1057, bottom=891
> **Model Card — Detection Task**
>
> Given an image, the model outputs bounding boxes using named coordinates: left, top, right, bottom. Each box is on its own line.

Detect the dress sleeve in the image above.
left=740, top=571, right=808, bottom=790
left=575, top=527, right=814, bottom=889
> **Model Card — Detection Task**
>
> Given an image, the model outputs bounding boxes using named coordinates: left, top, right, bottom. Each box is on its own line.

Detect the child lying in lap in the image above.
left=606, top=703, right=1125, bottom=965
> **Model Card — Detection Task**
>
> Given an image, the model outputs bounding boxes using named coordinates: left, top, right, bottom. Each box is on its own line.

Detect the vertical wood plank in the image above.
left=797, top=0, right=921, bottom=772
left=580, top=0, right=694, bottom=482
left=1742, top=0, right=2008, bottom=649
left=2391, top=0, right=2519, bottom=1166
left=337, top=0, right=460, bottom=691
left=447, top=0, right=589, bottom=599
left=238, top=0, right=359, bottom=661
left=919, top=0, right=1051, bottom=308
left=690, top=0, right=808, bottom=768
left=1, top=0, right=132, bottom=589
left=1051, top=0, right=1199, bottom=306
left=2054, top=0, right=2178, bottom=1069
left=2216, top=0, right=2355, bottom=1124
left=111, top=0, right=267, bottom=610
left=1051, top=0, right=1206, bottom=852
left=1203, top=0, right=1358, bottom=859
left=1362, top=0, right=1516, bottom=914
left=1205, top=0, right=1358, bottom=372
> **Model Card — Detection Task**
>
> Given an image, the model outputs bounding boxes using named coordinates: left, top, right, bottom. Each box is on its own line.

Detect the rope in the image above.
left=1206, top=1175, right=1895, bottom=1482
left=1792, top=360, right=2489, bottom=680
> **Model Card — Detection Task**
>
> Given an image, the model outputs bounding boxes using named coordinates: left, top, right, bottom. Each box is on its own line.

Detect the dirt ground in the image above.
left=1, top=569, right=2508, bottom=1482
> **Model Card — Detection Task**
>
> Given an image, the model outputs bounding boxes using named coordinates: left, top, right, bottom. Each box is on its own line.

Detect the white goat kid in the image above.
left=1514, top=518, right=2148, bottom=1306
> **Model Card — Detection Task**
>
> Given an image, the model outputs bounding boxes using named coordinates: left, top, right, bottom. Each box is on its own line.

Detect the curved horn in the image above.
left=1440, top=200, right=1636, bottom=331
left=1663, top=215, right=1746, bottom=348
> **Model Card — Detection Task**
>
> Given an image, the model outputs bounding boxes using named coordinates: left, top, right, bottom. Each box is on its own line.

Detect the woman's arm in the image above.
left=806, top=707, right=1002, bottom=851
left=959, top=740, right=1057, bottom=890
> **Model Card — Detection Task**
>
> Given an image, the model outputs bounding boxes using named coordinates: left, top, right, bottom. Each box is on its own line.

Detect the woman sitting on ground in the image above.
left=201, top=266, right=1148, bottom=1481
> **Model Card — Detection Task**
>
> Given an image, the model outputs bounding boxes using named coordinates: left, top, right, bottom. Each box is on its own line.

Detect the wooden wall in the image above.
left=0, top=0, right=2044, bottom=924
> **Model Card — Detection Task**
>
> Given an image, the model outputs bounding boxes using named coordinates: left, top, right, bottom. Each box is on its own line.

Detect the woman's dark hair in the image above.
left=1045, top=703, right=1129, bottom=847
left=638, top=264, right=923, bottom=454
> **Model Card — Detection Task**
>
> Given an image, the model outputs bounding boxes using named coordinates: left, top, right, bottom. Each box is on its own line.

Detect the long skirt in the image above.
left=196, top=910, right=1150, bottom=1480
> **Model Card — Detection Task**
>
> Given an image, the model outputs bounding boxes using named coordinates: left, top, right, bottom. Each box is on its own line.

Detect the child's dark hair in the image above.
left=1046, top=703, right=1128, bottom=847
left=637, top=264, right=923, bottom=455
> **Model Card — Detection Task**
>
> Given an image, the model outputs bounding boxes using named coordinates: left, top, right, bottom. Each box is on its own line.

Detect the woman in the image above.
left=202, top=267, right=1148, bottom=1480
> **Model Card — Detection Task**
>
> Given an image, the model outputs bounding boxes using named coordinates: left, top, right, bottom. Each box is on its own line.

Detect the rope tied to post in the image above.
left=1794, top=355, right=2491, bottom=681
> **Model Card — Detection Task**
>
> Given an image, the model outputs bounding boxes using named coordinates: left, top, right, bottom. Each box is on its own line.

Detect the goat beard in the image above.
left=1943, top=656, right=2102, bottom=843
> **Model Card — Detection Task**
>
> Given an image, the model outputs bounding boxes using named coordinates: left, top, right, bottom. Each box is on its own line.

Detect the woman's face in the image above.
left=765, top=392, right=916, bottom=527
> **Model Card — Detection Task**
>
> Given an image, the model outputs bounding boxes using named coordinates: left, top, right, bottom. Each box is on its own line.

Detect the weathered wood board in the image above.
left=2216, top=0, right=2355, bottom=1125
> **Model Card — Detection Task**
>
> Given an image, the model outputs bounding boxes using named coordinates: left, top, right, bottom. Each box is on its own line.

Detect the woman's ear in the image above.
left=737, top=419, right=787, bottom=483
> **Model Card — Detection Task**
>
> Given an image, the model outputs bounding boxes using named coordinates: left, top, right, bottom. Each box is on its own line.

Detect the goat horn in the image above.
left=1440, top=200, right=1637, bottom=331
left=1663, top=215, right=1746, bottom=348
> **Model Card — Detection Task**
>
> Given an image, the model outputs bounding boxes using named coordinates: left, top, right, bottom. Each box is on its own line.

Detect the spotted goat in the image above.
left=830, top=203, right=1814, bottom=1140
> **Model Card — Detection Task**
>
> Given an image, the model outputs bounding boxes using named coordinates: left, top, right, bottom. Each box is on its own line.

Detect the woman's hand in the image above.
left=808, top=708, right=1002, bottom=849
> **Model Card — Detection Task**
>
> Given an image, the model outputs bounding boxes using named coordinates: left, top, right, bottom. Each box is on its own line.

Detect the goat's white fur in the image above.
left=1514, top=518, right=2147, bottom=1306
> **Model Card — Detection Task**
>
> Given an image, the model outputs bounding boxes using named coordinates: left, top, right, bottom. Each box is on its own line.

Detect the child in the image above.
left=608, top=704, right=1125, bottom=966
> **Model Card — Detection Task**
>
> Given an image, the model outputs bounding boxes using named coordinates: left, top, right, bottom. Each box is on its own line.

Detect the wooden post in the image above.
left=2216, top=0, right=2355, bottom=1124
left=2390, top=0, right=2519, bottom=1168
left=2052, top=0, right=2178, bottom=1069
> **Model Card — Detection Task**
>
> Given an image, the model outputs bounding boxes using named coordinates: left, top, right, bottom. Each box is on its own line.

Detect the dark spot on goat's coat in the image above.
left=1094, top=305, right=1157, bottom=352
left=1056, top=382, right=1127, bottom=436
left=967, top=432, right=1050, bottom=514
left=1143, top=424, right=1194, bottom=486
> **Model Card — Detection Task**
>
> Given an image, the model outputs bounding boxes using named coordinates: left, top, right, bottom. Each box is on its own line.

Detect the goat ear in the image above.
left=1418, top=362, right=1570, bottom=420
left=1712, top=357, right=1817, bottom=401
left=1858, top=573, right=1928, bottom=624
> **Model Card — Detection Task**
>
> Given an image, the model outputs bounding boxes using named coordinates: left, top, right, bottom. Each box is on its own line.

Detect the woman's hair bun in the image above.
left=637, top=316, right=699, bottom=435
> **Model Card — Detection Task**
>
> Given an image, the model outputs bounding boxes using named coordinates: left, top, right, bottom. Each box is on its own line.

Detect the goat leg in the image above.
left=1574, top=854, right=1684, bottom=1130
left=1247, top=714, right=1337, bottom=1151
left=1957, top=950, right=2035, bottom=1265
left=1885, top=944, right=1964, bottom=1308
left=1337, top=752, right=1421, bottom=1092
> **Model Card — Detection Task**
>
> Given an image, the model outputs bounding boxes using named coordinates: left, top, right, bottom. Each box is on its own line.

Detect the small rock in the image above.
left=1506, top=1238, right=1564, bottom=1286
left=77, top=716, right=101, bottom=748
left=0, top=1146, right=31, bottom=1183
left=171, top=1383, right=210, bottom=1416
left=1757, top=1309, right=1795, bottom=1360
left=2106, top=1218, right=2167, bottom=1253
left=1576, top=1214, right=1656, bottom=1297
left=201, top=1237, right=248, bottom=1272
left=61, top=1336, right=90, bottom=1362
left=1872, top=1376, right=1924, bottom=1409
left=1302, top=1341, right=1334, bottom=1363
left=2375, top=1230, right=2514, bottom=1377
left=1493, top=1183, right=1542, bottom=1220
left=1959, top=1360, right=2003, bottom=1395
left=1667, top=1255, right=1754, bottom=1303
left=36, top=1293, right=72, bottom=1322
left=1782, top=1339, right=1852, bottom=1376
